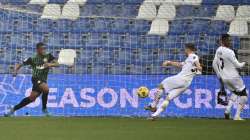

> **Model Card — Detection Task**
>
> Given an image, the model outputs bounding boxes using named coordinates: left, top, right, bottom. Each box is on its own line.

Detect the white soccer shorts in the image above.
left=222, top=77, right=245, bottom=92
left=161, top=75, right=190, bottom=100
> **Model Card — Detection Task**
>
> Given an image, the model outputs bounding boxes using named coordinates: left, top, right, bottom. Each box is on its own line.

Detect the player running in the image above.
left=145, top=43, right=202, bottom=119
left=213, top=34, right=248, bottom=121
left=5, top=42, right=59, bottom=117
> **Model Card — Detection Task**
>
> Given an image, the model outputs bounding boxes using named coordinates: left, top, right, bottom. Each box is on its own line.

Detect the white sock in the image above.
left=235, top=104, right=244, bottom=119
left=225, top=94, right=237, bottom=114
left=152, top=100, right=169, bottom=117
left=235, top=96, right=247, bottom=118
left=225, top=100, right=234, bottom=114
left=150, top=88, right=163, bottom=108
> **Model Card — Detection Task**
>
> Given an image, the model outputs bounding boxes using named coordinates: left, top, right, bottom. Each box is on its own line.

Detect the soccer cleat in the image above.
left=224, top=113, right=230, bottom=120
left=144, top=105, right=157, bottom=112
left=4, top=107, right=15, bottom=117
left=42, top=109, right=51, bottom=117
left=234, top=117, right=245, bottom=121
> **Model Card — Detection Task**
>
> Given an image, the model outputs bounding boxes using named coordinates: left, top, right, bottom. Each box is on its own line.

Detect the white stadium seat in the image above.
left=137, top=3, right=157, bottom=20
left=67, top=0, right=87, bottom=6
left=163, top=0, right=185, bottom=5
left=148, top=18, right=169, bottom=35
left=29, top=0, right=49, bottom=5
left=143, top=0, right=165, bottom=6
left=58, top=49, right=77, bottom=66
left=236, top=5, right=250, bottom=21
left=41, top=4, right=61, bottom=20
left=184, top=0, right=202, bottom=5
left=157, top=4, right=176, bottom=20
left=215, top=5, right=235, bottom=21
left=228, top=20, right=248, bottom=36
left=61, top=3, right=80, bottom=20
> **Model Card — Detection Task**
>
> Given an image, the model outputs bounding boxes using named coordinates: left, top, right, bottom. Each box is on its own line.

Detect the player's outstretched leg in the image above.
left=39, top=83, right=50, bottom=116
left=4, top=92, right=39, bottom=117
left=151, top=98, right=170, bottom=118
left=145, top=87, right=164, bottom=112
left=224, top=94, right=237, bottom=120
left=234, top=89, right=248, bottom=121
left=148, top=88, right=185, bottom=120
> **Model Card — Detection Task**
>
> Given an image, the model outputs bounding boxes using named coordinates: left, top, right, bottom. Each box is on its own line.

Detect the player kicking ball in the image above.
left=5, top=42, right=59, bottom=117
left=145, top=43, right=202, bottom=120
left=213, top=34, right=248, bottom=121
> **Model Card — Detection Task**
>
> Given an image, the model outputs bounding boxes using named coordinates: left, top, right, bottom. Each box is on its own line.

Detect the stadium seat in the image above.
left=176, top=5, right=195, bottom=17
left=187, top=19, right=210, bottom=34
left=143, top=0, right=164, bottom=6
left=242, top=0, right=250, bottom=4
left=67, top=0, right=87, bottom=6
left=61, top=3, right=80, bottom=20
left=209, top=20, right=229, bottom=35
left=184, top=0, right=202, bottom=5
left=148, top=19, right=169, bottom=36
left=156, top=4, right=176, bottom=20
left=41, top=4, right=61, bottom=20
left=48, top=0, right=68, bottom=4
left=58, top=49, right=77, bottom=66
left=163, top=0, right=185, bottom=5
left=128, top=20, right=151, bottom=33
left=228, top=20, right=248, bottom=36
left=215, top=5, right=235, bottom=21
left=221, top=0, right=242, bottom=5
left=100, top=4, right=116, bottom=16
left=236, top=5, right=250, bottom=21
left=29, top=0, right=49, bottom=5
left=195, top=5, right=217, bottom=17
left=168, top=20, right=189, bottom=34
left=137, top=3, right=157, bottom=20
left=202, top=0, right=241, bottom=5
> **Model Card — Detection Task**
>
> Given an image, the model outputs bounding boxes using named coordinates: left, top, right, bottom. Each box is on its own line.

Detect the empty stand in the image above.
left=41, top=4, right=61, bottom=20
left=148, top=19, right=169, bottom=35
left=29, top=0, right=49, bottom=5
left=137, top=3, right=157, bottom=20
left=215, top=5, right=235, bottom=21
left=236, top=5, right=250, bottom=21
left=61, top=3, right=80, bottom=20
left=67, top=0, right=87, bottom=6
left=156, top=4, right=176, bottom=20
left=228, top=20, right=248, bottom=36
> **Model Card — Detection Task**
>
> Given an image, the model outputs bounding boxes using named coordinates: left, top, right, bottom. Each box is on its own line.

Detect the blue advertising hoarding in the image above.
left=0, top=74, right=249, bottom=118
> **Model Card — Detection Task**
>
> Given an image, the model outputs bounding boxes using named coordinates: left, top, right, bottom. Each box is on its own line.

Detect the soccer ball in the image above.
left=137, top=86, right=149, bottom=98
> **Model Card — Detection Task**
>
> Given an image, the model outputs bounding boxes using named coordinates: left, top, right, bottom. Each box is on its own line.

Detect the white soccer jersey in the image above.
left=160, top=53, right=200, bottom=100
left=177, top=53, right=200, bottom=82
left=213, top=46, right=245, bottom=79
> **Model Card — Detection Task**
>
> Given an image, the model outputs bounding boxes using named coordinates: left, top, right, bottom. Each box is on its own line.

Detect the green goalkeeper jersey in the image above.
left=23, top=53, right=55, bottom=82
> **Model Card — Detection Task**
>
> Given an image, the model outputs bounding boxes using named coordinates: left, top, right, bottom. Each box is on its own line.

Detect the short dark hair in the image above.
left=185, top=43, right=197, bottom=52
left=220, top=34, right=231, bottom=47
left=36, top=42, right=45, bottom=49
left=221, top=34, right=230, bottom=42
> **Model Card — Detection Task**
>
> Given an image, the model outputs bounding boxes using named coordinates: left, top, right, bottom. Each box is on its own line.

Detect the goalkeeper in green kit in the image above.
left=5, top=42, right=59, bottom=117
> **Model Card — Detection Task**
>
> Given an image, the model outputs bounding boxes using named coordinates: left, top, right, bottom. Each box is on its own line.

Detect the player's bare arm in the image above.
left=13, top=63, right=23, bottom=76
left=162, top=60, right=183, bottom=68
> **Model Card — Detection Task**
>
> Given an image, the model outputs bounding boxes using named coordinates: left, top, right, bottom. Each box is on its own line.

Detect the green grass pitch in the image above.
left=0, top=117, right=249, bottom=140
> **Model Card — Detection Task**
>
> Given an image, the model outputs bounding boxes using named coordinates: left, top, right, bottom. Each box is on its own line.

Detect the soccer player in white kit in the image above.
left=145, top=43, right=202, bottom=119
left=213, top=34, right=248, bottom=121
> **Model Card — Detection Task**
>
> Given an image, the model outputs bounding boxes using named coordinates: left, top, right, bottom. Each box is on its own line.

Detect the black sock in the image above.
left=42, top=93, right=48, bottom=110
left=14, top=97, right=32, bottom=111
